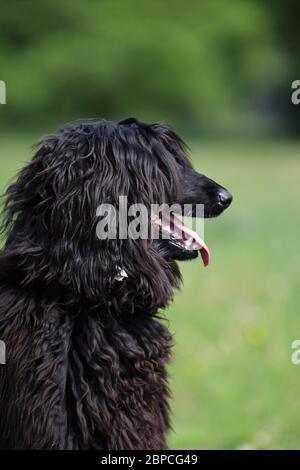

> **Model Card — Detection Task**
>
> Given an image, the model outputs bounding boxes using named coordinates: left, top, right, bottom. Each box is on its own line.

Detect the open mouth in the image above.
left=152, top=213, right=210, bottom=267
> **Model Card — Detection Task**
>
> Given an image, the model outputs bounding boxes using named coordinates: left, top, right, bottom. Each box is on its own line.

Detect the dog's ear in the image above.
left=118, top=117, right=139, bottom=126
left=0, top=127, right=127, bottom=300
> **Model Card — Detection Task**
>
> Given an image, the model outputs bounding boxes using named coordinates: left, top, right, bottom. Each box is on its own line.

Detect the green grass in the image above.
left=1, top=136, right=300, bottom=449
left=168, top=140, right=300, bottom=449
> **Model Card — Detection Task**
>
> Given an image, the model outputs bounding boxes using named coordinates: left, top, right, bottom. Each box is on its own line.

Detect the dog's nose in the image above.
left=218, top=189, right=233, bottom=208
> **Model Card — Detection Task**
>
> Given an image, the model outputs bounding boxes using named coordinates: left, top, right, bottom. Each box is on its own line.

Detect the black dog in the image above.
left=0, top=118, right=232, bottom=449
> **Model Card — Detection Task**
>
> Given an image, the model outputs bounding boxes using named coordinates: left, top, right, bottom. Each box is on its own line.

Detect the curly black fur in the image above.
left=0, top=118, right=231, bottom=449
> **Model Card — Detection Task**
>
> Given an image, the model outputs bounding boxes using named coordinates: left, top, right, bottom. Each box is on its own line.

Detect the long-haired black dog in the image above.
left=0, top=118, right=232, bottom=449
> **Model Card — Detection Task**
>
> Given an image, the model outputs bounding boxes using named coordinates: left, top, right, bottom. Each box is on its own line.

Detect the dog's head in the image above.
left=2, top=118, right=232, bottom=313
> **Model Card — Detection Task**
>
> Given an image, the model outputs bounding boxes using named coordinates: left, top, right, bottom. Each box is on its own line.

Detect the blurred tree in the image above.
left=261, top=0, right=300, bottom=135
left=0, top=0, right=289, bottom=136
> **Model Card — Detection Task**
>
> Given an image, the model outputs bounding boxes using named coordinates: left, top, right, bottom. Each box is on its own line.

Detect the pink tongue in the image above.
left=171, top=215, right=210, bottom=267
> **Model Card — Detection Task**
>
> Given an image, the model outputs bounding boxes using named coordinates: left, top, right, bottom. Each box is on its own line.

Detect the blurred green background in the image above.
left=1, top=0, right=300, bottom=449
